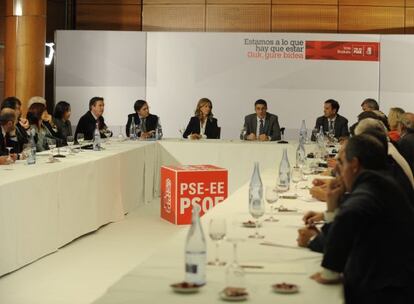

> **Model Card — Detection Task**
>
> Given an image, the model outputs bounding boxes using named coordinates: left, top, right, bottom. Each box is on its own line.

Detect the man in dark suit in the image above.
left=311, top=134, right=414, bottom=304
left=397, top=112, right=414, bottom=175
left=243, top=99, right=281, bottom=141
left=1, top=96, right=29, bottom=149
left=312, top=99, right=349, bottom=141
left=126, top=100, right=159, bottom=139
left=0, top=110, right=18, bottom=161
left=75, top=97, right=112, bottom=141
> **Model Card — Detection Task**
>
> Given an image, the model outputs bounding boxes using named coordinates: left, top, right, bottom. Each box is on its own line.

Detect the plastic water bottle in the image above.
left=185, top=204, right=206, bottom=285
left=155, top=118, right=163, bottom=140
left=27, top=128, right=36, bottom=165
left=129, top=120, right=136, bottom=140
left=278, top=148, right=291, bottom=189
left=299, top=120, right=307, bottom=142
left=296, top=137, right=306, bottom=167
left=249, top=162, right=263, bottom=208
left=93, top=122, right=101, bottom=151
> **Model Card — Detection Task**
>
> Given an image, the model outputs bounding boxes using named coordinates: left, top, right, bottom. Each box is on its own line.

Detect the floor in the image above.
left=0, top=201, right=184, bottom=304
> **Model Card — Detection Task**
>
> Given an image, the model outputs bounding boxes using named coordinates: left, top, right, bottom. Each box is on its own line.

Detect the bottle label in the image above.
left=186, top=263, right=198, bottom=274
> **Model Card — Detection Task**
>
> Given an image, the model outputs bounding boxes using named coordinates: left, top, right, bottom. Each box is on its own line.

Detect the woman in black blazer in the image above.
left=183, top=98, right=220, bottom=139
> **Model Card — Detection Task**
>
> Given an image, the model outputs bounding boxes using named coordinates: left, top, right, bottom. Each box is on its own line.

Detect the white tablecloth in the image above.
left=92, top=169, right=343, bottom=303
left=0, top=138, right=320, bottom=280
left=0, top=140, right=159, bottom=276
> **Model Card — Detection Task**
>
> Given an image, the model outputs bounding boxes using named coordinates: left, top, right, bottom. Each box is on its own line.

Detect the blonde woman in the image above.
left=183, top=98, right=220, bottom=139
left=388, top=107, right=405, bottom=142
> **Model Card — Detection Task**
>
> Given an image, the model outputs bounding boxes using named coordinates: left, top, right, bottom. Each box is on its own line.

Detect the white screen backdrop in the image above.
left=55, top=31, right=385, bottom=139
left=55, top=31, right=147, bottom=134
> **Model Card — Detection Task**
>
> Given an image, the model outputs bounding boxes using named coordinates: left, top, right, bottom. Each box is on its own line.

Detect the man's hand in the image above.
left=258, top=134, right=269, bottom=141
left=312, top=178, right=331, bottom=187
left=19, top=118, right=30, bottom=130
left=140, top=131, right=155, bottom=139
left=189, top=133, right=202, bottom=140
left=246, top=133, right=256, bottom=141
left=309, top=186, right=328, bottom=202
left=326, top=177, right=345, bottom=212
left=302, top=211, right=324, bottom=226
left=297, top=226, right=319, bottom=247
left=310, top=272, right=342, bottom=285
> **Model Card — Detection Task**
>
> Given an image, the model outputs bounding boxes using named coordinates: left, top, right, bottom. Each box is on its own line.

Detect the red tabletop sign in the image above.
left=161, top=165, right=228, bottom=225
left=305, top=41, right=380, bottom=61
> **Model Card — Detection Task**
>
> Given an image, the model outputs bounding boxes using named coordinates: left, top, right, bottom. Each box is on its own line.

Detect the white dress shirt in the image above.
left=200, top=119, right=207, bottom=139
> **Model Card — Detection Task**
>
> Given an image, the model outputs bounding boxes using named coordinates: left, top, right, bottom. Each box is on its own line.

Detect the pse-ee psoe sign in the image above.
left=161, top=165, right=228, bottom=225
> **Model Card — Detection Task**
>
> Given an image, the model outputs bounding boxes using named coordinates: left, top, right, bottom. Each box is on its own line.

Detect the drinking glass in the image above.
left=225, top=238, right=245, bottom=288
left=118, top=126, right=124, bottom=140
left=248, top=196, right=265, bottom=239
left=67, top=135, right=75, bottom=154
left=47, top=138, right=56, bottom=162
left=6, top=147, right=14, bottom=164
left=291, top=166, right=302, bottom=196
left=77, top=133, right=84, bottom=151
left=208, top=218, right=227, bottom=266
left=264, top=186, right=279, bottom=222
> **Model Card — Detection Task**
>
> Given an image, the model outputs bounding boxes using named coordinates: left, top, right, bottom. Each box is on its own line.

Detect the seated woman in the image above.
left=126, top=99, right=160, bottom=139
left=183, top=98, right=220, bottom=140
left=27, top=102, right=60, bottom=152
left=53, top=101, right=72, bottom=144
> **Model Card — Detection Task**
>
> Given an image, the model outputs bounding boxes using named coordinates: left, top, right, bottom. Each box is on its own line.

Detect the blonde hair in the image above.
left=194, top=98, right=213, bottom=120
left=28, top=96, right=46, bottom=107
left=388, top=107, right=405, bottom=131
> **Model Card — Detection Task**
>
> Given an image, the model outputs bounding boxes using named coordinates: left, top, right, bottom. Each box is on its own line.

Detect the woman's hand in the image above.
left=190, top=133, right=202, bottom=140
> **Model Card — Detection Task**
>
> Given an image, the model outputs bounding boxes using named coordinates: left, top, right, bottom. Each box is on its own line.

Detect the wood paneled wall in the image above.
left=0, top=0, right=5, bottom=99
left=73, top=0, right=414, bottom=34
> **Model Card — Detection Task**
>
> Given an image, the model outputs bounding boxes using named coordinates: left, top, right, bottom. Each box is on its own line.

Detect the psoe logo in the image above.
left=352, top=46, right=363, bottom=55
left=163, top=178, right=172, bottom=214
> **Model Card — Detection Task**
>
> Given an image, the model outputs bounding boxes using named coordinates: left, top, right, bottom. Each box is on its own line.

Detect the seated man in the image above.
left=311, top=134, right=414, bottom=304
left=0, top=110, right=18, bottom=162
left=312, top=99, right=349, bottom=141
left=243, top=99, right=281, bottom=141
left=75, top=96, right=112, bottom=141
left=126, top=99, right=160, bottom=139
left=360, top=98, right=379, bottom=112
left=397, top=112, right=414, bottom=175
left=1, top=96, right=30, bottom=147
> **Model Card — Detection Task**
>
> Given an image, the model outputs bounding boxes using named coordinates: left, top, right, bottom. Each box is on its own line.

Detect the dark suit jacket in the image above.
left=398, top=129, right=414, bottom=176
left=243, top=113, right=281, bottom=141
left=1, top=127, right=27, bottom=155
left=74, top=111, right=109, bottom=141
left=183, top=116, right=220, bottom=139
left=322, top=170, right=414, bottom=303
left=312, top=114, right=349, bottom=140
left=0, top=130, right=9, bottom=156
left=125, top=113, right=159, bottom=137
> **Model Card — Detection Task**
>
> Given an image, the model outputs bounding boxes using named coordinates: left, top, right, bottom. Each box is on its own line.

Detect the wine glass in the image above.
left=264, top=186, right=279, bottom=222
left=208, top=218, right=227, bottom=266
left=135, top=123, right=142, bottom=140
left=117, top=126, right=124, bottom=140
left=67, top=135, right=75, bottom=154
left=77, top=133, right=84, bottom=151
left=248, top=196, right=265, bottom=239
left=240, top=127, right=247, bottom=140
left=103, top=129, right=112, bottom=141
left=225, top=238, right=245, bottom=288
left=291, top=166, right=302, bottom=196
left=6, top=147, right=14, bottom=164
left=47, top=138, right=56, bottom=162
left=179, top=126, right=186, bottom=139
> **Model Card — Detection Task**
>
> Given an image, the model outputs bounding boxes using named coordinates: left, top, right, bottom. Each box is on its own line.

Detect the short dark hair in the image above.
left=134, top=100, right=147, bottom=112
left=54, top=101, right=71, bottom=120
left=325, top=99, right=340, bottom=113
left=255, top=99, right=267, bottom=107
left=361, top=98, right=379, bottom=111
left=89, top=97, right=104, bottom=110
left=0, top=111, right=16, bottom=125
left=1, top=96, right=21, bottom=110
left=345, top=134, right=387, bottom=170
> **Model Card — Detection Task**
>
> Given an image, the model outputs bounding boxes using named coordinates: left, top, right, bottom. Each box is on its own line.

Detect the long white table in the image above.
left=92, top=169, right=343, bottom=303
left=0, top=140, right=159, bottom=276
left=0, top=138, right=318, bottom=279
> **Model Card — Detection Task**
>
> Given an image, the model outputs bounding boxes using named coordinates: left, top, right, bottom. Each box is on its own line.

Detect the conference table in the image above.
left=0, top=138, right=342, bottom=303
left=92, top=168, right=343, bottom=303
